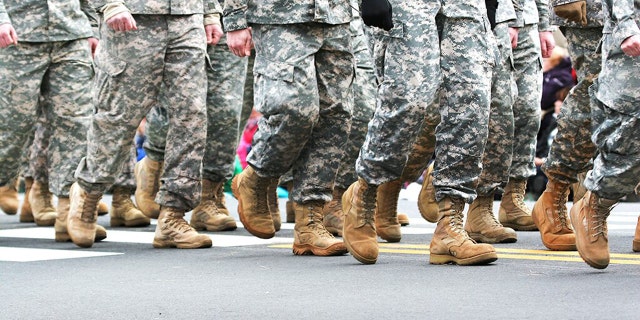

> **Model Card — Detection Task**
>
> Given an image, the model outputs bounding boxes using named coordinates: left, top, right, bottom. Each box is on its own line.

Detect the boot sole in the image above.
left=34, top=218, right=56, bottom=227
left=500, top=223, right=538, bottom=231
left=468, top=232, right=517, bottom=244
left=634, top=240, right=640, bottom=253
left=292, top=243, right=347, bottom=256
left=152, top=239, right=212, bottom=249
left=344, top=238, right=377, bottom=264
left=56, top=232, right=106, bottom=242
left=191, top=221, right=238, bottom=232
left=231, top=176, right=275, bottom=239
left=377, top=230, right=401, bottom=243
left=19, top=214, right=34, bottom=223
left=429, top=251, right=498, bottom=266
left=110, top=217, right=151, bottom=228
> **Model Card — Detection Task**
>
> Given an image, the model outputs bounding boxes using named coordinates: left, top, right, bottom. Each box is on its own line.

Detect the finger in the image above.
left=10, top=28, right=17, bottom=45
left=243, top=37, right=252, bottom=57
left=206, top=30, right=213, bottom=44
left=130, top=17, right=137, bottom=30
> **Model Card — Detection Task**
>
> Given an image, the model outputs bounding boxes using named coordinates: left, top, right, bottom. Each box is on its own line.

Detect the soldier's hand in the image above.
left=508, top=27, right=518, bottom=49
left=553, top=1, right=587, bottom=26
left=0, top=23, right=18, bottom=48
left=539, top=31, right=555, bottom=58
left=205, top=24, right=223, bottom=45
left=361, top=0, right=394, bottom=31
left=107, top=12, right=137, bottom=32
left=621, top=35, right=640, bottom=57
left=227, top=28, right=252, bottom=57
left=88, top=37, right=99, bottom=58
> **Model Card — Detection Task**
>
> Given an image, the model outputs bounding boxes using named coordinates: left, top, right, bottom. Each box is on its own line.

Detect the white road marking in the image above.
left=0, top=246, right=122, bottom=262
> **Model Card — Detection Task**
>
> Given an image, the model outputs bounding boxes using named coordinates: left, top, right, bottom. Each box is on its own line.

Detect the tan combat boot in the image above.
left=0, top=178, right=19, bottom=215
left=134, top=157, right=162, bottom=219
left=570, top=191, right=617, bottom=269
left=430, top=197, right=498, bottom=265
left=214, top=180, right=230, bottom=216
left=153, top=206, right=212, bottom=249
left=342, top=178, right=378, bottom=264
left=397, top=213, right=410, bottom=226
left=465, top=194, right=517, bottom=244
left=418, top=163, right=439, bottom=223
left=29, top=180, right=57, bottom=226
left=571, top=171, right=588, bottom=202
left=375, top=179, right=402, bottom=243
left=531, top=180, right=576, bottom=251
left=285, top=181, right=294, bottom=223
left=633, top=216, right=640, bottom=252
left=293, top=201, right=347, bottom=256
left=55, top=197, right=106, bottom=242
left=190, top=179, right=237, bottom=232
left=231, top=166, right=276, bottom=239
left=67, top=183, right=103, bottom=248
left=499, top=179, right=537, bottom=231
left=97, top=201, right=109, bottom=216
left=267, top=179, right=281, bottom=231
left=110, top=186, right=151, bottom=227
left=19, top=177, right=34, bottom=222
left=323, top=187, right=346, bottom=236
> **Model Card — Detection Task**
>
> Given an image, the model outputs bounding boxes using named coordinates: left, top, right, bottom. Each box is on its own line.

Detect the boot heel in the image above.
left=55, top=232, right=70, bottom=242
left=110, top=217, right=125, bottom=227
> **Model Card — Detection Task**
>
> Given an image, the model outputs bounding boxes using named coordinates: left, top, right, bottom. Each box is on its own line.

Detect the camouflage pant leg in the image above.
left=433, top=12, right=494, bottom=203
left=76, top=15, right=207, bottom=210
left=476, top=23, right=516, bottom=196
left=24, top=117, right=50, bottom=183
left=542, top=27, right=602, bottom=185
left=239, top=51, right=255, bottom=140
left=401, top=95, right=440, bottom=182
left=356, top=0, right=441, bottom=185
left=334, top=17, right=377, bottom=190
left=509, top=24, right=542, bottom=180
left=202, top=36, right=248, bottom=183
left=586, top=97, right=640, bottom=200
left=249, top=23, right=353, bottom=203
left=143, top=105, right=168, bottom=163
left=112, top=144, right=137, bottom=190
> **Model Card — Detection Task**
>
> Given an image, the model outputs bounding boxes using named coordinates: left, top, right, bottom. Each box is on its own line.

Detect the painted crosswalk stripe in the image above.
left=0, top=246, right=122, bottom=262
left=0, top=227, right=293, bottom=247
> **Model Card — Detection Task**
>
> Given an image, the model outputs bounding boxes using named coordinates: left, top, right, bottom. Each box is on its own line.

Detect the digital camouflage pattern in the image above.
left=431, top=3, right=496, bottom=202
left=247, top=22, right=354, bottom=203
left=510, top=0, right=552, bottom=31
left=223, top=0, right=352, bottom=32
left=334, top=2, right=377, bottom=190
left=144, top=35, right=248, bottom=184
left=0, top=40, right=93, bottom=197
left=476, top=22, right=516, bottom=196
left=356, top=0, right=441, bottom=185
left=550, top=0, right=603, bottom=27
left=0, top=0, right=97, bottom=41
left=542, top=27, right=602, bottom=184
left=75, top=14, right=208, bottom=211
left=584, top=0, right=640, bottom=199
left=508, top=24, right=542, bottom=181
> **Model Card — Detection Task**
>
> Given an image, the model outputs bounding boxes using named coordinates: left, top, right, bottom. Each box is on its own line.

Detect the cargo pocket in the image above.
left=252, top=57, right=294, bottom=115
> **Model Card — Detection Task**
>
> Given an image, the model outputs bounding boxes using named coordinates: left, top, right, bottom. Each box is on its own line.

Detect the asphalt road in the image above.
left=1, top=192, right=639, bottom=320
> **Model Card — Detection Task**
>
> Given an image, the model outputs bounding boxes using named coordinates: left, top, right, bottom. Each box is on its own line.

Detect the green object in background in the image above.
left=224, top=156, right=243, bottom=193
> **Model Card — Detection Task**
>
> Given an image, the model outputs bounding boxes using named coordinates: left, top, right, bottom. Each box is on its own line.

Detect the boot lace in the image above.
left=554, top=187, right=571, bottom=228
left=591, top=198, right=615, bottom=239
left=449, top=201, right=466, bottom=235
left=165, top=216, right=194, bottom=233
left=81, top=193, right=101, bottom=222
left=255, top=177, right=271, bottom=215
left=307, top=204, right=334, bottom=238
left=361, top=186, right=377, bottom=225
left=214, top=183, right=227, bottom=209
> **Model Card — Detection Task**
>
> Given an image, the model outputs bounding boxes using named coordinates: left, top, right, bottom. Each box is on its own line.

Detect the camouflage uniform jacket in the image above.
left=0, top=0, right=97, bottom=41
left=92, top=0, right=220, bottom=16
left=510, top=0, right=553, bottom=31
left=497, top=0, right=517, bottom=24
left=550, top=0, right=603, bottom=27
left=601, top=0, right=639, bottom=41
left=222, top=0, right=352, bottom=32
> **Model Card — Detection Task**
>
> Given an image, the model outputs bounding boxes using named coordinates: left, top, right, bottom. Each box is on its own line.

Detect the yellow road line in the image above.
left=269, top=243, right=640, bottom=265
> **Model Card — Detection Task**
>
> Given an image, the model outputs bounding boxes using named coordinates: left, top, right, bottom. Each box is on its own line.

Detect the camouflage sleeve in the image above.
left=0, top=1, right=11, bottom=25
left=205, top=0, right=222, bottom=14
left=222, top=0, right=248, bottom=32
left=497, top=0, right=517, bottom=24
left=536, top=0, right=552, bottom=31
left=610, top=0, right=640, bottom=49
left=81, top=0, right=100, bottom=38
left=509, top=0, right=525, bottom=27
